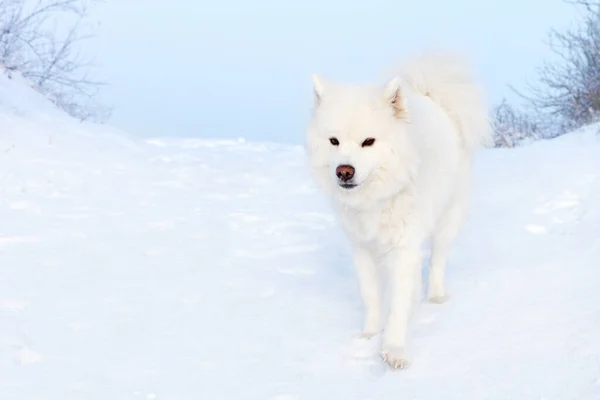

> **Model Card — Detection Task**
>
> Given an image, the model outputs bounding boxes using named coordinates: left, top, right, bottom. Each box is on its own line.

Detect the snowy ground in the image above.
left=2, top=71, right=600, bottom=399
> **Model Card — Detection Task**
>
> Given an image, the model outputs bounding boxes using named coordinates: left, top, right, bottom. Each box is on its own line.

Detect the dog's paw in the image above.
left=380, top=346, right=409, bottom=370
left=428, top=295, right=448, bottom=304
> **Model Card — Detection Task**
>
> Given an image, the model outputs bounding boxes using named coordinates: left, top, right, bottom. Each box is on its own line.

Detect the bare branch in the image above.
left=0, top=0, right=110, bottom=123
left=509, top=0, right=600, bottom=136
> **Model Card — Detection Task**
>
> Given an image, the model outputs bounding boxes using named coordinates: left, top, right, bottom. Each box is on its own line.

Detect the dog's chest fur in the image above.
left=335, top=191, right=417, bottom=254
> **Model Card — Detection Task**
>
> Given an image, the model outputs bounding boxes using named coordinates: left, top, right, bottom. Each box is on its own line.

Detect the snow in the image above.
left=2, top=70, right=600, bottom=400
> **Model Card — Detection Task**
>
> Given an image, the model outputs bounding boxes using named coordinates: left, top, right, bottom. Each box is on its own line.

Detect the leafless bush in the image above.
left=491, top=0, right=600, bottom=146
left=0, top=0, right=110, bottom=123
left=513, top=0, right=600, bottom=134
left=491, top=99, right=544, bottom=147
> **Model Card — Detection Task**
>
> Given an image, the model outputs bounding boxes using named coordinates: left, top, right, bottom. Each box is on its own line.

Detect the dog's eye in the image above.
left=361, top=138, right=376, bottom=147
left=329, top=137, right=340, bottom=146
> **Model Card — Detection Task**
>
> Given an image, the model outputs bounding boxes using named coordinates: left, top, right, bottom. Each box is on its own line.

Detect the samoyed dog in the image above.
left=305, top=52, right=491, bottom=369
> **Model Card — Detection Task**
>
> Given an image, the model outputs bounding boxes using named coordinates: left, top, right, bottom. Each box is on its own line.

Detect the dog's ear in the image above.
left=383, top=77, right=407, bottom=118
left=311, top=73, right=326, bottom=107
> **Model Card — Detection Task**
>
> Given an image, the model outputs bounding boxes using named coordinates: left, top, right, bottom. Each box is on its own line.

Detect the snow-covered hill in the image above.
left=1, top=70, right=600, bottom=399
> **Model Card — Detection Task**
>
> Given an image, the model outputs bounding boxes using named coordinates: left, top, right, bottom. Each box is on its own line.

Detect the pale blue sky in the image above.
left=88, top=0, right=577, bottom=143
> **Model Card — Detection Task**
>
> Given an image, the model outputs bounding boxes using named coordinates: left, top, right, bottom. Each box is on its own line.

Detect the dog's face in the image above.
left=305, top=76, right=418, bottom=207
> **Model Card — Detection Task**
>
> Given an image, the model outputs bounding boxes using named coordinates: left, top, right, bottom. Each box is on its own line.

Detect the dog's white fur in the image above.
left=305, top=52, right=491, bottom=368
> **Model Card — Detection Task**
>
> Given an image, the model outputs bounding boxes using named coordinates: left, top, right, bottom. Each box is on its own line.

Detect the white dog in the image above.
left=305, top=52, right=491, bottom=369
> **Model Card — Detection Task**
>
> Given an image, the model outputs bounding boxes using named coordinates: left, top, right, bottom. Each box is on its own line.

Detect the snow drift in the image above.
left=1, top=69, right=600, bottom=399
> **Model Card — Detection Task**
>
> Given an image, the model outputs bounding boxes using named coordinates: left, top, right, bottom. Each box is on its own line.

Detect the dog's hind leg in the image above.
left=428, top=190, right=469, bottom=303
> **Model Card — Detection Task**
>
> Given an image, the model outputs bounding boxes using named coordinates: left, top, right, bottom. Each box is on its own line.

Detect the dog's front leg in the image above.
left=381, top=246, right=421, bottom=369
left=353, top=245, right=382, bottom=338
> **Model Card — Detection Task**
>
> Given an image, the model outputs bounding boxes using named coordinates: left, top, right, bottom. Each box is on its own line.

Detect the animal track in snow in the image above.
left=533, top=190, right=581, bottom=224
left=528, top=189, right=585, bottom=235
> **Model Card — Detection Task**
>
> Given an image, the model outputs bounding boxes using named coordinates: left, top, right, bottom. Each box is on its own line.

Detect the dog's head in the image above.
left=305, top=75, right=419, bottom=207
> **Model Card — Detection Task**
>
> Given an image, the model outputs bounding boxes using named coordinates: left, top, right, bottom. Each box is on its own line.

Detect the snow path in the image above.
left=2, top=74, right=600, bottom=399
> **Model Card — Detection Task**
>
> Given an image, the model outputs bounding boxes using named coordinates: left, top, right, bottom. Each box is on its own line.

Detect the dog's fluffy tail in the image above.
left=398, top=51, right=493, bottom=150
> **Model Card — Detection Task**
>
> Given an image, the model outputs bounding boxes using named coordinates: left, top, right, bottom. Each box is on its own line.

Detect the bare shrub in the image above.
left=0, top=0, right=110, bottom=123
left=513, top=0, right=600, bottom=134
left=491, top=99, right=543, bottom=147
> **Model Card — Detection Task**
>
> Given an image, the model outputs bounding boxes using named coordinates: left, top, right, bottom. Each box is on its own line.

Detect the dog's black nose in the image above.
left=336, top=164, right=355, bottom=181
